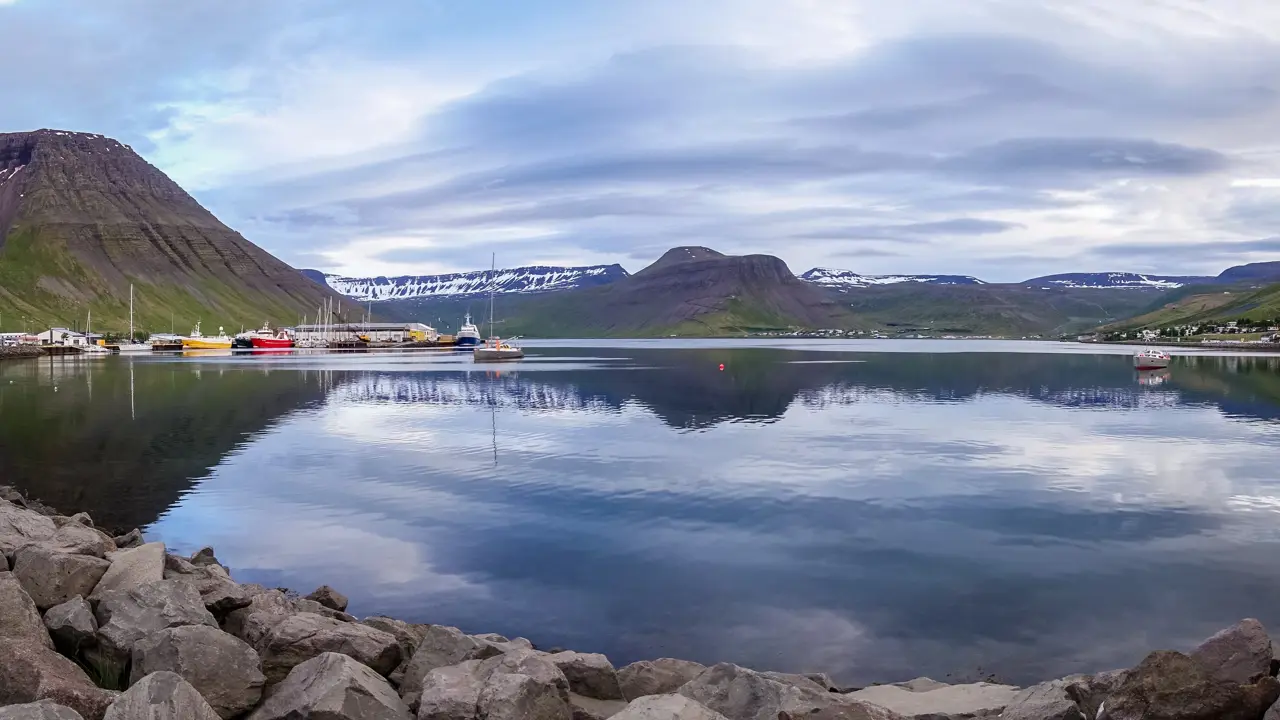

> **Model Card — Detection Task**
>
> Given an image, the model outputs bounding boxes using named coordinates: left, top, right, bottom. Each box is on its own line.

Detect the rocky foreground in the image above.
left=3, top=486, right=1280, bottom=720
left=0, top=346, right=43, bottom=360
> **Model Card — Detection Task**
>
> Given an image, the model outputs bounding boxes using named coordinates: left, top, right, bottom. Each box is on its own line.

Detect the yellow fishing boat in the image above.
left=181, top=322, right=233, bottom=350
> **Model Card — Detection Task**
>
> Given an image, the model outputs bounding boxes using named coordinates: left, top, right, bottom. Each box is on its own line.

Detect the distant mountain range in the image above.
left=800, top=268, right=986, bottom=289
left=301, top=264, right=629, bottom=301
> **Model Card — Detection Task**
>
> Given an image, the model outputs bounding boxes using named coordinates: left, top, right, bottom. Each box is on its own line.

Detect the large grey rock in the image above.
left=47, top=524, right=116, bottom=559
left=248, top=652, right=410, bottom=720
left=162, top=556, right=251, bottom=616
left=412, top=649, right=573, bottom=719
left=12, top=546, right=111, bottom=611
left=416, top=659, right=486, bottom=720
left=1096, top=650, right=1280, bottom=720
left=130, top=625, right=264, bottom=719
left=478, top=672, right=573, bottom=720
left=54, top=512, right=95, bottom=528
left=255, top=611, right=401, bottom=685
left=679, top=664, right=899, bottom=720
left=111, top=531, right=142, bottom=550
left=221, top=589, right=294, bottom=646
left=89, top=543, right=164, bottom=600
left=846, top=680, right=1020, bottom=719
left=478, top=650, right=572, bottom=702
left=1190, top=618, right=1274, bottom=684
left=570, top=693, right=629, bottom=720
left=399, top=625, right=508, bottom=708
left=90, top=579, right=218, bottom=684
left=44, top=597, right=97, bottom=655
left=0, top=637, right=119, bottom=720
left=618, top=660, right=707, bottom=701
left=306, top=584, right=350, bottom=612
left=760, top=672, right=831, bottom=694
left=0, top=502, right=57, bottom=558
left=611, top=695, right=730, bottom=720
left=1064, top=670, right=1125, bottom=720
left=550, top=652, right=625, bottom=700
left=188, top=547, right=221, bottom=568
left=0, top=701, right=86, bottom=720
left=0, top=570, right=54, bottom=648
left=363, top=616, right=430, bottom=687
left=1000, top=677, right=1085, bottom=720
left=103, top=671, right=220, bottom=720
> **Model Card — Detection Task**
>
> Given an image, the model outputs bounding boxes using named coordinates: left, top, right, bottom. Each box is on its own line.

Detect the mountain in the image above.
left=1020, top=272, right=1211, bottom=289
left=0, top=129, right=344, bottom=333
left=802, top=268, right=986, bottom=289
left=1216, top=261, right=1280, bottom=285
left=307, top=264, right=629, bottom=301
left=1101, top=281, right=1280, bottom=332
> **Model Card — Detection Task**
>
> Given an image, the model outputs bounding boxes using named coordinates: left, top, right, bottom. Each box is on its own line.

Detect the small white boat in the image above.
left=474, top=336, right=525, bottom=362
left=1133, top=348, right=1171, bottom=370
left=456, top=313, right=481, bottom=348
left=82, top=343, right=112, bottom=356
left=117, top=343, right=151, bottom=353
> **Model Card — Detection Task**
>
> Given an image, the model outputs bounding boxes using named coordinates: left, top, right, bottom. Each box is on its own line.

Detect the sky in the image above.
left=3, top=0, right=1280, bottom=281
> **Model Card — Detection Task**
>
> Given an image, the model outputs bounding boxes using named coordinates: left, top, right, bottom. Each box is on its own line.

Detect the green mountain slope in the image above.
left=1102, top=282, right=1280, bottom=331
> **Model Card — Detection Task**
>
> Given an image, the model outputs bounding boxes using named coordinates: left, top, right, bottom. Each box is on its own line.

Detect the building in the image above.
left=293, top=322, right=437, bottom=344
left=0, top=333, right=39, bottom=346
left=37, top=328, right=88, bottom=346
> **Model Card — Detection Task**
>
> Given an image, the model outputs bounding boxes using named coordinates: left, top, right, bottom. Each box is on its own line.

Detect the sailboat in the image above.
left=82, top=309, right=112, bottom=355
left=118, top=285, right=152, bottom=353
left=473, top=254, right=524, bottom=362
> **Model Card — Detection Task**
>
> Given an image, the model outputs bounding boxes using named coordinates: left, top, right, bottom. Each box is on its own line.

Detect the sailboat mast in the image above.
left=489, top=252, right=496, bottom=340
left=129, top=284, right=134, bottom=340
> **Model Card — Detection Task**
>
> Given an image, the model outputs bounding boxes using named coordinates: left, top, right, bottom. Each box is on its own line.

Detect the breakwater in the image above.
left=0, top=346, right=44, bottom=360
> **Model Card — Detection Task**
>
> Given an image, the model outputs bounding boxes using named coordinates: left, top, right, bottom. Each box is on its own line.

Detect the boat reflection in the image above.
left=1136, top=369, right=1171, bottom=387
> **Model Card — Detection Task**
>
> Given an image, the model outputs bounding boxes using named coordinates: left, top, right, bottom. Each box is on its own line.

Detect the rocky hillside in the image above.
left=306, top=264, right=628, bottom=301
left=0, top=129, right=345, bottom=333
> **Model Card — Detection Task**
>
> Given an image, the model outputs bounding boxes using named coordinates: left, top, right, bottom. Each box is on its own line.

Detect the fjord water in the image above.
left=3, top=342, right=1280, bottom=686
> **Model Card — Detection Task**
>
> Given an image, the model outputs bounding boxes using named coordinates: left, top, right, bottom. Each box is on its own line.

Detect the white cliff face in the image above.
left=801, top=268, right=986, bottom=289
left=317, top=265, right=630, bottom=301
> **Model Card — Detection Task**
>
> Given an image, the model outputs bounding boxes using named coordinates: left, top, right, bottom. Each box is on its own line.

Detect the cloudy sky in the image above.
left=4, top=0, right=1280, bottom=280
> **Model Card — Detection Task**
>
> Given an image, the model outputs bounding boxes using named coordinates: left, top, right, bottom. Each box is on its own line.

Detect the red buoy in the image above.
left=719, top=363, right=725, bottom=371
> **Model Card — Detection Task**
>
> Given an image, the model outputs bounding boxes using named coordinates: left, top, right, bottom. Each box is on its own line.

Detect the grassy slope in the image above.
left=1102, top=282, right=1280, bottom=331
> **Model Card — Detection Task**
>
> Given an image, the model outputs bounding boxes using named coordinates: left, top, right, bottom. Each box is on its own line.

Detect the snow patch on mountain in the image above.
left=314, top=264, right=629, bottom=301
left=1022, top=272, right=1199, bottom=289
left=801, top=268, right=987, bottom=288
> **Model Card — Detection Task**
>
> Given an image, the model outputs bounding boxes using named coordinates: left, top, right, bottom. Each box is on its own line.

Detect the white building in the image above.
left=37, top=328, right=88, bottom=346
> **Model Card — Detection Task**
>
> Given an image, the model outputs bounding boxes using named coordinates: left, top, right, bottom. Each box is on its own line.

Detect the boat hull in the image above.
left=456, top=335, right=481, bottom=348
left=474, top=348, right=524, bottom=361
left=182, top=338, right=233, bottom=350
left=1133, top=356, right=1170, bottom=370
left=250, top=337, right=294, bottom=349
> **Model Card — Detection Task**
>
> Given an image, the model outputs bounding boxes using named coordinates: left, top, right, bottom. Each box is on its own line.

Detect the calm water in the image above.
left=3, top=340, right=1280, bottom=685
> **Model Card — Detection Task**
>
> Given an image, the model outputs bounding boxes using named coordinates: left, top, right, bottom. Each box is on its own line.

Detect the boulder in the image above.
left=247, top=652, right=410, bottom=720
left=111, top=531, right=142, bottom=550
left=0, top=501, right=57, bottom=558
left=412, top=649, right=573, bottom=719
left=189, top=547, right=221, bottom=568
left=1190, top=618, right=1274, bottom=684
left=1000, top=677, right=1086, bottom=720
left=0, top=701, right=86, bottom=720
left=103, top=671, right=220, bottom=720
left=551, top=652, right=625, bottom=700
left=416, top=659, right=487, bottom=719
left=612, top=695, right=731, bottom=720
left=1064, top=670, right=1125, bottom=720
left=89, top=543, right=164, bottom=600
left=293, top=596, right=356, bottom=622
left=0, top=637, right=118, bottom=720
left=62, top=512, right=95, bottom=528
left=761, top=672, right=832, bottom=694
left=305, top=584, right=349, bottom=612
left=889, top=678, right=949, bottom=692
left=255, top=611, right=401, bottom=685
left=1096, top=650, right=1280, bottom=720
left=399, top=624, right=508, bottom=708
left=130, top=625, right=264, bottom=719
left=90, top=579, right=218, bottom=684
left=47, top=524, right=116, bottom=559
left=0, top=571, right=54, bottom=648
left=570, top=693, right=629, bottom=720
left=777, top=708, right=904, bottom=720
left=161, top=556, right=251, bottom=616
left=44, top=597, right=97, bottom=655
left=478, top=649, right=572, bottom=702
left=363, top=616, right=430, bottom=687
left=679, top=664, right=899, bottom=720
left=845, top=680, right=1021, bottom=719
left=618, top=659, right=707, bottom=701
left=12, top=546, right=111, bottom=610
left=478, top=671, right=573, bottom=720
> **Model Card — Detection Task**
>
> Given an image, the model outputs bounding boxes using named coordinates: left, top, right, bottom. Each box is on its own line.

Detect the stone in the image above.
left=1267, top=697, right=1280, bottom=720
left=162, top=558, right=251, bottom=616
left=618, top=659, right=707, bottom=701
left=890, top=678, right=950, bottom=693
left=777, top=708, right=903, bottom=720
left=363, top=616, right=429, bottom=661
left=551, top=651, right=625, bottom=700
left=1190, top=618, right=1274, bottom=684
left=611, top=695, right=731, bottom=720
left=0, top=570, right=54, bottom=648
left=1000, top=677, right=1086, bottom=720
left=761, top=672, right=832, bottom=694
left=399, top=624, right=508, bottom=708
left=0, top=701, right=86, bottom=720
left=804, top=673, right=839, bottom=692
left=1097, top=650, right=1280, bottom=720
left=12, top=546, right=111, bottom=611
left=293, top=596, right=356, bottom=622
left=189, top=547, right=221, bottom=567
left=255, top=611, right=401, bottom=685
left=89, top=543, right=164, bottom=600
left=0, top=637, right=118, bottom=720
left=90, top=579, right=218, bottom=683
left=306, top=584, right=349, bottom=612
left=846, top=681, right=1020, bottom=719
left=111, top=531, right=142, bottom=550
left=416, top=659, right=486, bottom=719
left=247, top=652, right=410, bottom=720
left=570, top=693, right=629, bottom=720
left=44, top=597, right=97, bottom=655
left=47, top=524, right=116, bottom=558
left=130, top=625, right=264, bottom=720
left=477, top=672, right=573, bottom=720
left=1064, top=670, right=1125, bottom=720
left=679, top=664, right=899, bottom=720
left=0, top=501, right=57, bottom=558
left=103, top=671, right=220, bottom=720
left=221, top=589, right=296, bottom=647
left=478, top=649, right=572, bottom=702
left=411, top=649, right=573, bottom=718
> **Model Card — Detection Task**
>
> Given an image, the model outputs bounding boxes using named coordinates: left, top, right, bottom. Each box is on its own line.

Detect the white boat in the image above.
left=82, top=343, right=112, bottom=356
left=474, top=254, right=524, bottom=362
left=1133, top=348, right=1171, bottom=370
left=456, top=313, right=481, bottom=348
left=118, top=285, right=151, bottom=352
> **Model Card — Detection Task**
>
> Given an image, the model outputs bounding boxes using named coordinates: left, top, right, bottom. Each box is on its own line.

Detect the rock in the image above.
left=1267, top=697, right=1280, bottom=720
left=111, top=531, right=142, bottom=550
left=551, top=652, right=625, bottom=700
left=761, top=672, right=832, bottom=694
left=1000, top=677, right=1086, bottom=720
left=103, top=671, right=220, bottom=720
left=611, top=695, right=730, bottom=720
left=0, top=637, right=118, bottom=720
left=305, top=584, right=349, bottom=612
left=1190, top=618, right=1274, bottom=684
left=47, top=524, right=116, bottom=559
left=478, top=649, right=572, bottom=702
left=777, top=708, right=903, bottom=720
left=416, top=659, right=487, bottom=719
left=363, top=616, right=429, bottom=659
left=292, top=596, right=356, bottom=622
left=130, top=625, right=264, bottom=720
left=68, top=512, right=94, bottom=528
left=255, top=611, right=401, bottom=685
left=890, top=678, right=950, bottom=693
left=90, top=579, right=218, bottom=684
left=1064, top=670, right=1124, bottom=720
left=478, top=671, right=573, bottom=720
left=162, top=558, right=251, bottom=616
left=44, top=597, right=97, bottom=655
left=0, top=571, right=54, bottom=648
left=220, top=588, right=307, bottom=647
left=1097, top=650, right=1280, bottom=720
left=89, top=543, right=164, bottom=600
left=0, top=701, right=86, bottom=720
left=188, top=547, right=221, bottom=568
left=247, top=652, right=410, bottom=720
left=0, top=502, right=57, bottom=558
left=411, top=649, right=572, bottom=719
left=399, top=624, right=508, bottom=708
left=679, top=664, right=898, bottom=720
left=570, top=693, right=629, bottom=720
left=618, top=659, right=707, bottom=701
left=804, top=673, right=839, bottom=692
left=845, top=680, right=1020, bottom=720
left=12, top=546, right=111, bottom=611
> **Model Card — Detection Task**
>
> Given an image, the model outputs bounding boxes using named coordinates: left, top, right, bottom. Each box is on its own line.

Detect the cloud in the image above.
left=1090, top=237, right=1280, bottom=262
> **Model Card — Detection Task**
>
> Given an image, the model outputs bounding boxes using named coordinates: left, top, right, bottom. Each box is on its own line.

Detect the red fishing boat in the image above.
left=250, top=328, right=295, bottom=349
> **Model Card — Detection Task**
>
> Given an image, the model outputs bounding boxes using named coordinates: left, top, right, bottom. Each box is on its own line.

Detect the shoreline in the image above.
left=0, top=345, right=45, bottom=360
left=4, top=487, right=1280, bottom=719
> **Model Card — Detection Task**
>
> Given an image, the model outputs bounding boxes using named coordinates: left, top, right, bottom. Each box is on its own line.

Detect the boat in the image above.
left=474, top=254, right=524, bottom=362
left=182, top=322, right=233, bottom=350
left=81, top=343, right=112, bottom=356
left=234, top=322, right=276, bottom=349
left=456, top=313, right=481, bottom=348
left=118, top=285, right=151, bottom=353
left=1133, top=348, right=1171, bottom=370
left=250, top=327, right=295, bottom=349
